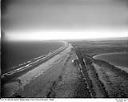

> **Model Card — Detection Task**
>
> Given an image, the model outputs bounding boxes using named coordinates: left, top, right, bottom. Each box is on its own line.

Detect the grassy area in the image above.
left=70, top=39, right=128, bottom=56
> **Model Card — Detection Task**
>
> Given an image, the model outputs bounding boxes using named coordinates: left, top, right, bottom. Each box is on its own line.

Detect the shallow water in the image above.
left=94, top=52, right=128, bottom=68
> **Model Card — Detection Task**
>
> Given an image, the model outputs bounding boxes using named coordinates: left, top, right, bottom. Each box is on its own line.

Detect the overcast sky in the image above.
left=2, top=0, right=128, bottom=40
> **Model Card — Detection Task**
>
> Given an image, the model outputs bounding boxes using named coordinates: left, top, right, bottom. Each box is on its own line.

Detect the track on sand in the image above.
left=2, top=42, right=128, bottom=98
left=74, top=46, right=128, bottom=98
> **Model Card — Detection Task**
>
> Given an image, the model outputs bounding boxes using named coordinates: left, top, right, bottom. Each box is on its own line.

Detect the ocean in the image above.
left=2, top=41, right=64, bottom=74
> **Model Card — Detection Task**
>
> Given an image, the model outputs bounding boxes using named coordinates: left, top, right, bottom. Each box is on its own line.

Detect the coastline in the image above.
left=1, top=41, right=68, bottom=82
left=93, top=51, right=128, bottom=59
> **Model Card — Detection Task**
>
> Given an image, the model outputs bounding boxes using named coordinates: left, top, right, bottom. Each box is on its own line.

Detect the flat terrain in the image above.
left=2, top=44, right=82, bottom=97
left=94, top=52, right=128, bottom=67
left=71, top=39, right=128, bottom=97
left=2, top=39, right=128, bottom=98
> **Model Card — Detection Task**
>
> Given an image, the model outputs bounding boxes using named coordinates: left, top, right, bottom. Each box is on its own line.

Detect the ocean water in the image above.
left=2, top=41, right=64, bottom=74
left=94, top=52, right=128, bottom=67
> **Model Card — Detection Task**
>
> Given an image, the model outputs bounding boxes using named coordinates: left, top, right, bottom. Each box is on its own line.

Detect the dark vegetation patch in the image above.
left=75, top=73, right=92, bottom=98
left=87, top=64, right=109, bottom=97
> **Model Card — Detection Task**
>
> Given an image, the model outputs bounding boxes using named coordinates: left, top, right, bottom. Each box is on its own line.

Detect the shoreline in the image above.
left=92, top=51, right=128, bottom=68
left=93, top=51, right=128, bottom=59
left=2, top=41, right=66, bottom=74
left=1, top=42, right=68, bottom=81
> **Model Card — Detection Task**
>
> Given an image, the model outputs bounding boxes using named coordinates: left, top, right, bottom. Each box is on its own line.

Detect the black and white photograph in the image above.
left=1, top=0, right=128, bottom=99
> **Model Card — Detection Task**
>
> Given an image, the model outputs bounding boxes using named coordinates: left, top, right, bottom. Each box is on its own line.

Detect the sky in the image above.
left=2, top=0, right=128, bottom=40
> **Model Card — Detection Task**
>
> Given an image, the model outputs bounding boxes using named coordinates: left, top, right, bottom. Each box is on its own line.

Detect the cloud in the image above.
left=2, top=0, right=128, bottom=32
